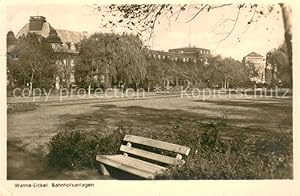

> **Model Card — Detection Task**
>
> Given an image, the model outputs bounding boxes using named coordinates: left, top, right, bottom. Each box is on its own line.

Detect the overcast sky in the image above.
left=6, top=4, right=285, bottom=61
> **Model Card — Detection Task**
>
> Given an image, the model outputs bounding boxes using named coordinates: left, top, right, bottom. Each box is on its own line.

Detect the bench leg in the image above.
left=99, top=163, right=110, bottom=176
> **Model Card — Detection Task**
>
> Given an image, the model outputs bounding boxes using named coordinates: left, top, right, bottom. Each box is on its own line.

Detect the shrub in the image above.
left=46, top=129, right=124, bottom=169
left=46, top=119, right=293, bottom=179
left=157, top=123, right=293, bottom=179
left=7, top=103, right=39, bottom=114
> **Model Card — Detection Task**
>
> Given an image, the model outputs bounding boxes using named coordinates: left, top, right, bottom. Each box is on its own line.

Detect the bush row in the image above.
left=46, top=120, right=293, bottom=179
left=7, top=103, right=39, bottom=114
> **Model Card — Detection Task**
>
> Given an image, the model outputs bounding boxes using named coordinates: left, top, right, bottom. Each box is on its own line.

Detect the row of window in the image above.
left=150, top=53, right=208, bottom=64
left=59, top=59, right=76, bottom=67
left=51, top=42, right=77, bottom=51
left=246, top=57, right=263, bottom=60
left=179, top=50, right=209, bottom=54
left=201, top=50, right=209, bottom=54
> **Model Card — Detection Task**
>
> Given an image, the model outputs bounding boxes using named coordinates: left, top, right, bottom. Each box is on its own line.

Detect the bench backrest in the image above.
left=120, top=135, right=191, bottom=166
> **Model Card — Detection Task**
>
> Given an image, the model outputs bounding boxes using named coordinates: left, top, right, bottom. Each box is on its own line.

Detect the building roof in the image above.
left=169, top=47, right=209, bottom=52
left=150, top=49, right=199, bottom=59
left=244, top=52, right=263, bottom=58
left=46, top=26, right=62, bottom=44
left=16, top=22, right=87, bottom=44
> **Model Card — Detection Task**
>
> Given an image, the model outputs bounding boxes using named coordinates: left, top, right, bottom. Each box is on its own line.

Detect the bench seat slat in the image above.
left=124, top=135, right=190, bottom=156
left=116, top=155, right=167, bottom=173
left=96, top=155, right=165, bottom=179
left=120, top=145, right=184, bottom=165
left=100, top=154, right=167, bottom=173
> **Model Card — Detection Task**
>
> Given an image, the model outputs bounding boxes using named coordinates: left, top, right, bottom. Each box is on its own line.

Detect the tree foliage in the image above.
left=145, top=54, right=253, bottom=89
left=267, top=43, right=290, bottom=87
left=203, top=56, right=253, bottom=88
left=7, top=33, right=57, bottom=90
left=76, top=33, right=148, bottom=89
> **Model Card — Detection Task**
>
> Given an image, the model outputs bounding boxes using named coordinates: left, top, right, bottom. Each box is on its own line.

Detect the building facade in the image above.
left=14, top=16, right=88, bottom=89
left=243, top=52, right=266, bottom=83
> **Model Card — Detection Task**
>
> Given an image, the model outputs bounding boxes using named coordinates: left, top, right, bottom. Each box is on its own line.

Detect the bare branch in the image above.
left=208, top=4, right=232, bottom=9
left=175, top=9, right=182, bottom=21
left=237, top=5, right=257, bottom=39
left=218, top=7, right=241, bottom=43
left=185, top=4, right=208, bottom=23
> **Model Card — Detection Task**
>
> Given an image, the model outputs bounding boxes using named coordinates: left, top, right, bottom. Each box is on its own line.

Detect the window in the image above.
left=51, top=44, right=58, bottom=49
left=70, top=59, right=75, bottom=67
left=70, top=42, right=76, bottom=50
left=205, top=58, right=208, bottom=64
left=70, top=73, right=75, bottom=83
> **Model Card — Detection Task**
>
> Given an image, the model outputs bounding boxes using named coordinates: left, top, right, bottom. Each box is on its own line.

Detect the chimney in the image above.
left=29, top=16, right=46, bottom=32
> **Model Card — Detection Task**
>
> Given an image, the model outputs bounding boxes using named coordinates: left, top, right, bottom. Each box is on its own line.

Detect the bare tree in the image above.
left=96, top=3, right=293, bottom=85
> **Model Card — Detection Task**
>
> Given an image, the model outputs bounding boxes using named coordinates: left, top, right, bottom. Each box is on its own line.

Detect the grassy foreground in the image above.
left=7, top=95, right=293, bottom=179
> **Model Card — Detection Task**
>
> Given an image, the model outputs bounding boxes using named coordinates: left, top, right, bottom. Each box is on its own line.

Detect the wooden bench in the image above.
left=96, top=134, right=191, bottom=179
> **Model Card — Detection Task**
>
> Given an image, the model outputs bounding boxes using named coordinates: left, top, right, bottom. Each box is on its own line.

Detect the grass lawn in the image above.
left=7, top=94, right=292, bottom=179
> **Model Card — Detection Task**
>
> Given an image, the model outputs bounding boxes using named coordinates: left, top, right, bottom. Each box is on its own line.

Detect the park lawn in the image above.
left=7, top=95, right=292, bottom=179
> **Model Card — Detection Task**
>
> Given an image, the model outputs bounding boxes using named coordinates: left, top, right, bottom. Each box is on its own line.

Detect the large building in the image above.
left=148, top=46, right=210, bottom=86
left=8, top=15, right=211, bottom=89
left=169, top=47, right=210, bottom=57
left=149, top=46, right=210, bottom=64
left=13, top=16, right=88, bottom=89
left=243, top=52, right=266, bottom=83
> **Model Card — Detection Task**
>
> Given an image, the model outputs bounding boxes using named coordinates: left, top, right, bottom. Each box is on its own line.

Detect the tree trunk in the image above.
left=30, top=69, right=35, bottom=92
left=280, top=3, right=292, bottom=87
left=227, top=79, right=230, bottom=89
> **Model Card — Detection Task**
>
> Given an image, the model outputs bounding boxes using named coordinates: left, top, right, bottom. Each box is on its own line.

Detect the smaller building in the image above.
left=243, top=52, right=266, bottom=83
